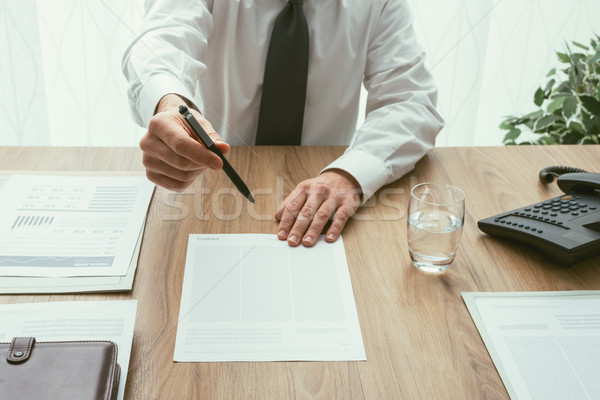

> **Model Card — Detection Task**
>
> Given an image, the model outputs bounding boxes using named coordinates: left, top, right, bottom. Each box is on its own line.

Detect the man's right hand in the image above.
left=140, top=94, right=230, bottom=192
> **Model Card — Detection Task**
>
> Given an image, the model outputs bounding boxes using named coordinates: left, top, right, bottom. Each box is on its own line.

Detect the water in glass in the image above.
left=408, top=209, right=463, bottom=272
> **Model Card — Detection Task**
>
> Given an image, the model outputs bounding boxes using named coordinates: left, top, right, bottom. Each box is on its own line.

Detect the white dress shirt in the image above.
left=122, top=0, right=443, bottom=200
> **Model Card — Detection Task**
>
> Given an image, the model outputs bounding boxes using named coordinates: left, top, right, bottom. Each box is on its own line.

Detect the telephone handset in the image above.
left=478, top=167, right=600, bottom=266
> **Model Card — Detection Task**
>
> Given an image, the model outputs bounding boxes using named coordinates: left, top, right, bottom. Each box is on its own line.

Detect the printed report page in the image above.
left=463, top=291, right=600, bottom=400
left=0, top=174, right=154, bottom=277
left=174, top=234, right=366, bottom=362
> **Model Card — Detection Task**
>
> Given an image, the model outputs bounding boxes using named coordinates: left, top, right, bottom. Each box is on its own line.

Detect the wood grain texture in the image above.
left=1, top=145, right=598, bottom=400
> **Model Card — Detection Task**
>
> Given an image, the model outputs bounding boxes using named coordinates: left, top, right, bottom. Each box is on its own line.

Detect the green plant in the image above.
left=501, top=34, right=600, bottom=145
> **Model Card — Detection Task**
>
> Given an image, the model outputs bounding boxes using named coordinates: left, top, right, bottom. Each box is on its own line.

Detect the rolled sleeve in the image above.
left=328, top=0, right=443, bottom=201
left=321, top=149, right=390, bottom=203
left=122, top=0, right=212, bottom=128
left=136, top=74, right=201, bottom=127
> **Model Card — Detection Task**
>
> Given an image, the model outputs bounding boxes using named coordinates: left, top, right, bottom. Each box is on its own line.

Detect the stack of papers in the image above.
left=0, top=300, right=137, bottom=400
left=463, top=291, right=600, bottom=400
left=0, top=174, right=154, bottom=293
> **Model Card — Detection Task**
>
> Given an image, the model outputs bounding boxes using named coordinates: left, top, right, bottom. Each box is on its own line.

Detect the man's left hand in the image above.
left=275, top=169, right=361, bottom=247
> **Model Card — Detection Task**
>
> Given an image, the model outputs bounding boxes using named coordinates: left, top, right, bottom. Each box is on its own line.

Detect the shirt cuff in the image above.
left=138, top=74, right=200, bottom=127
left=321, top=149, right=391, bottom=204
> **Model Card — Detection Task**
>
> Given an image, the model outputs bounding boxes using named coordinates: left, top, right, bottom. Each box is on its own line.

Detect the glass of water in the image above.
left=407, top=182, right=465, bottom=272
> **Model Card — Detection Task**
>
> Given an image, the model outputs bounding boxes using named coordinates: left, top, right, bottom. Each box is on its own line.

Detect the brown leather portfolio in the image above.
left=0, top=337, right=120, bottom=400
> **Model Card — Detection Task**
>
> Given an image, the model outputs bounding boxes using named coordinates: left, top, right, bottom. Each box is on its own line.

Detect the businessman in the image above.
left=122, top=0, right=443, bottom=247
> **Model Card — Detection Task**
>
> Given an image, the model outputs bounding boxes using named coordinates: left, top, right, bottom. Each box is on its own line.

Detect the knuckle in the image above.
left=278, top=220, right=293, bottom=231
left=328, top=220, right=344, bottom=233
left=309, top=181, right=326, bottom=192
left=172, top=157, right=193, bottom=171
left=147, top=114, right=170, bottom=135
left=334, top=207, right=352, bottom=221
left=141, top=153, right=152, bottom=168
left=139, top=135, right=153, bottom=152
left=287, top=201, right=303, bottom=213
left=316, top=208, right=331, bottom=220
left=176, top=169, right=197, bottom=182
left=164, top=179, right=187, bottom=193
left=146, top=116, right=160, bottom=132
left=308, top=220, right=326, bottom=234
left=145, top=170, right=156, bottom=182
left=300, top=207, right=314, bottom=219
left=300, top=179, right=311, bottom=188
left=171, top=137, right=189, bottom=155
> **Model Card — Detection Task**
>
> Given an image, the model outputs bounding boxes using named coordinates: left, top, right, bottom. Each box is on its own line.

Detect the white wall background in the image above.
left=1, top=0, right=599, bottom=147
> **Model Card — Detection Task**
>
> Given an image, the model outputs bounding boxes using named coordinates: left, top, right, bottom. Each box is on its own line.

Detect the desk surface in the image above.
left=1, top=145, right=599, bottom=399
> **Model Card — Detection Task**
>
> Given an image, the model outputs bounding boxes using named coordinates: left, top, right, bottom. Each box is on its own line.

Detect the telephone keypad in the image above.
left=492, top=193, right=600, bottom=236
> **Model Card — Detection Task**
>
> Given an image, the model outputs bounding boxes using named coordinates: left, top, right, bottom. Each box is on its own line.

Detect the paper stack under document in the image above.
left=463, top=291, right=600, bottom=400
left=0, top=173, right=154, bottom=293
left=0, top=300, right=137, bottom=400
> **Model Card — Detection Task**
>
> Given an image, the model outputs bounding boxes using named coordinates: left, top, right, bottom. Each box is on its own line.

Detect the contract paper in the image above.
left=463, top=291, right=600, bottom=400
left=0, top=174, right=154, bottom=277
left=174, top=234, right=366, bottom=362
left=0, top=300, right=137, bottom=400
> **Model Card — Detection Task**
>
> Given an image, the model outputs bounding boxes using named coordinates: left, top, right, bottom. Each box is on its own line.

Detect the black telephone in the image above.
left=478, top=167, right=600, bottom=266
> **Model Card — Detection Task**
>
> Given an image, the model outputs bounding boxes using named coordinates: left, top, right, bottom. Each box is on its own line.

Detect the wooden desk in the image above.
left=1, top=145, right=599, bottom=399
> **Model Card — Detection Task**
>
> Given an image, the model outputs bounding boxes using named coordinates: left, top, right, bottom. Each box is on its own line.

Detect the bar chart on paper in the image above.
left=0, top=174, right=154, bottom=277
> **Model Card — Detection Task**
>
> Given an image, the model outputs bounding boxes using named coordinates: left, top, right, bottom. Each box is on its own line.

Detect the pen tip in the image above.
left=249, top=195, right=255, bottom=204
left=178, top=104, right=188, bottom=114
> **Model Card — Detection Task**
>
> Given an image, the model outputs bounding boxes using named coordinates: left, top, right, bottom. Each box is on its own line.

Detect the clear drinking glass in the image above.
left=407, top=183, right=466, bottom=272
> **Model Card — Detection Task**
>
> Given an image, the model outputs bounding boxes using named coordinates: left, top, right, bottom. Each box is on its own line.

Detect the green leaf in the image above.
left=551, top=93, right=574, bottom=98
left=544, top=79, right=556, bottom=96
left=533, top=114, right=557, bottom=132
left=534, top=87, right=545, bottom=106
left=513, top=110, right=542, bottom=127
left=578, top=136, right=596, bottom=144
left=562, top=130, right=584, bottom=144
left=539, top=135, right=557, bottom=144
left=503, top=128, right=521, bottom=142
left=591, top=49, right=600, bottom=63
left=572, top=41, right=589, bottom=51
left=568, top=120, right=584, bottom=134
left=579, top=95, right=600, bottom=115
left=546, top=67, right=556, bottom=77
left=523, top=110, right=544, bottom=119
left=546, top=96, right=565, bottom=113
left=581, top=112, right=598, bottom=135
left=563, top=97, right=578, bottom=119
left=499, top=119, right=515, bottom=130
left=557, top=52, right=570, bottom=63
left=556, top=82, right=572, bottom=94
left=571, top=53, right=586, bottom=63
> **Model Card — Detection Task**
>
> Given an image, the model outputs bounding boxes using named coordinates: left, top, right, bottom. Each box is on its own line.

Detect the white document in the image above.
left=0, top=174, right=154, bottom=277
left=463, top=291, right=600, bottom=400
left=0, top=300, right=137, bottom=400
left=0, top=223, right=143, bottom=293
left=174, top=234, right=366, bottom=362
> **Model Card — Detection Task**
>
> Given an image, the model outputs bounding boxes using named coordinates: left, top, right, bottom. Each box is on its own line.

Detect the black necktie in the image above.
left=255, top=0, right=309, bottom=146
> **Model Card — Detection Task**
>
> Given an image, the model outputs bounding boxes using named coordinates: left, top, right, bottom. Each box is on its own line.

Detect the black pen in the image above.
left=179, top=105, right=255, bottom=203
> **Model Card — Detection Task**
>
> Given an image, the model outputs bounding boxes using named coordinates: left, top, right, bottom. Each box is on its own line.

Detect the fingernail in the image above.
left=327, top=233, right=336, bottom=241
left=289, top=235, right=298, bottom=243
left=278, top=230, right=287, bottom=238
left=304, top=236, right=313, bottom=244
